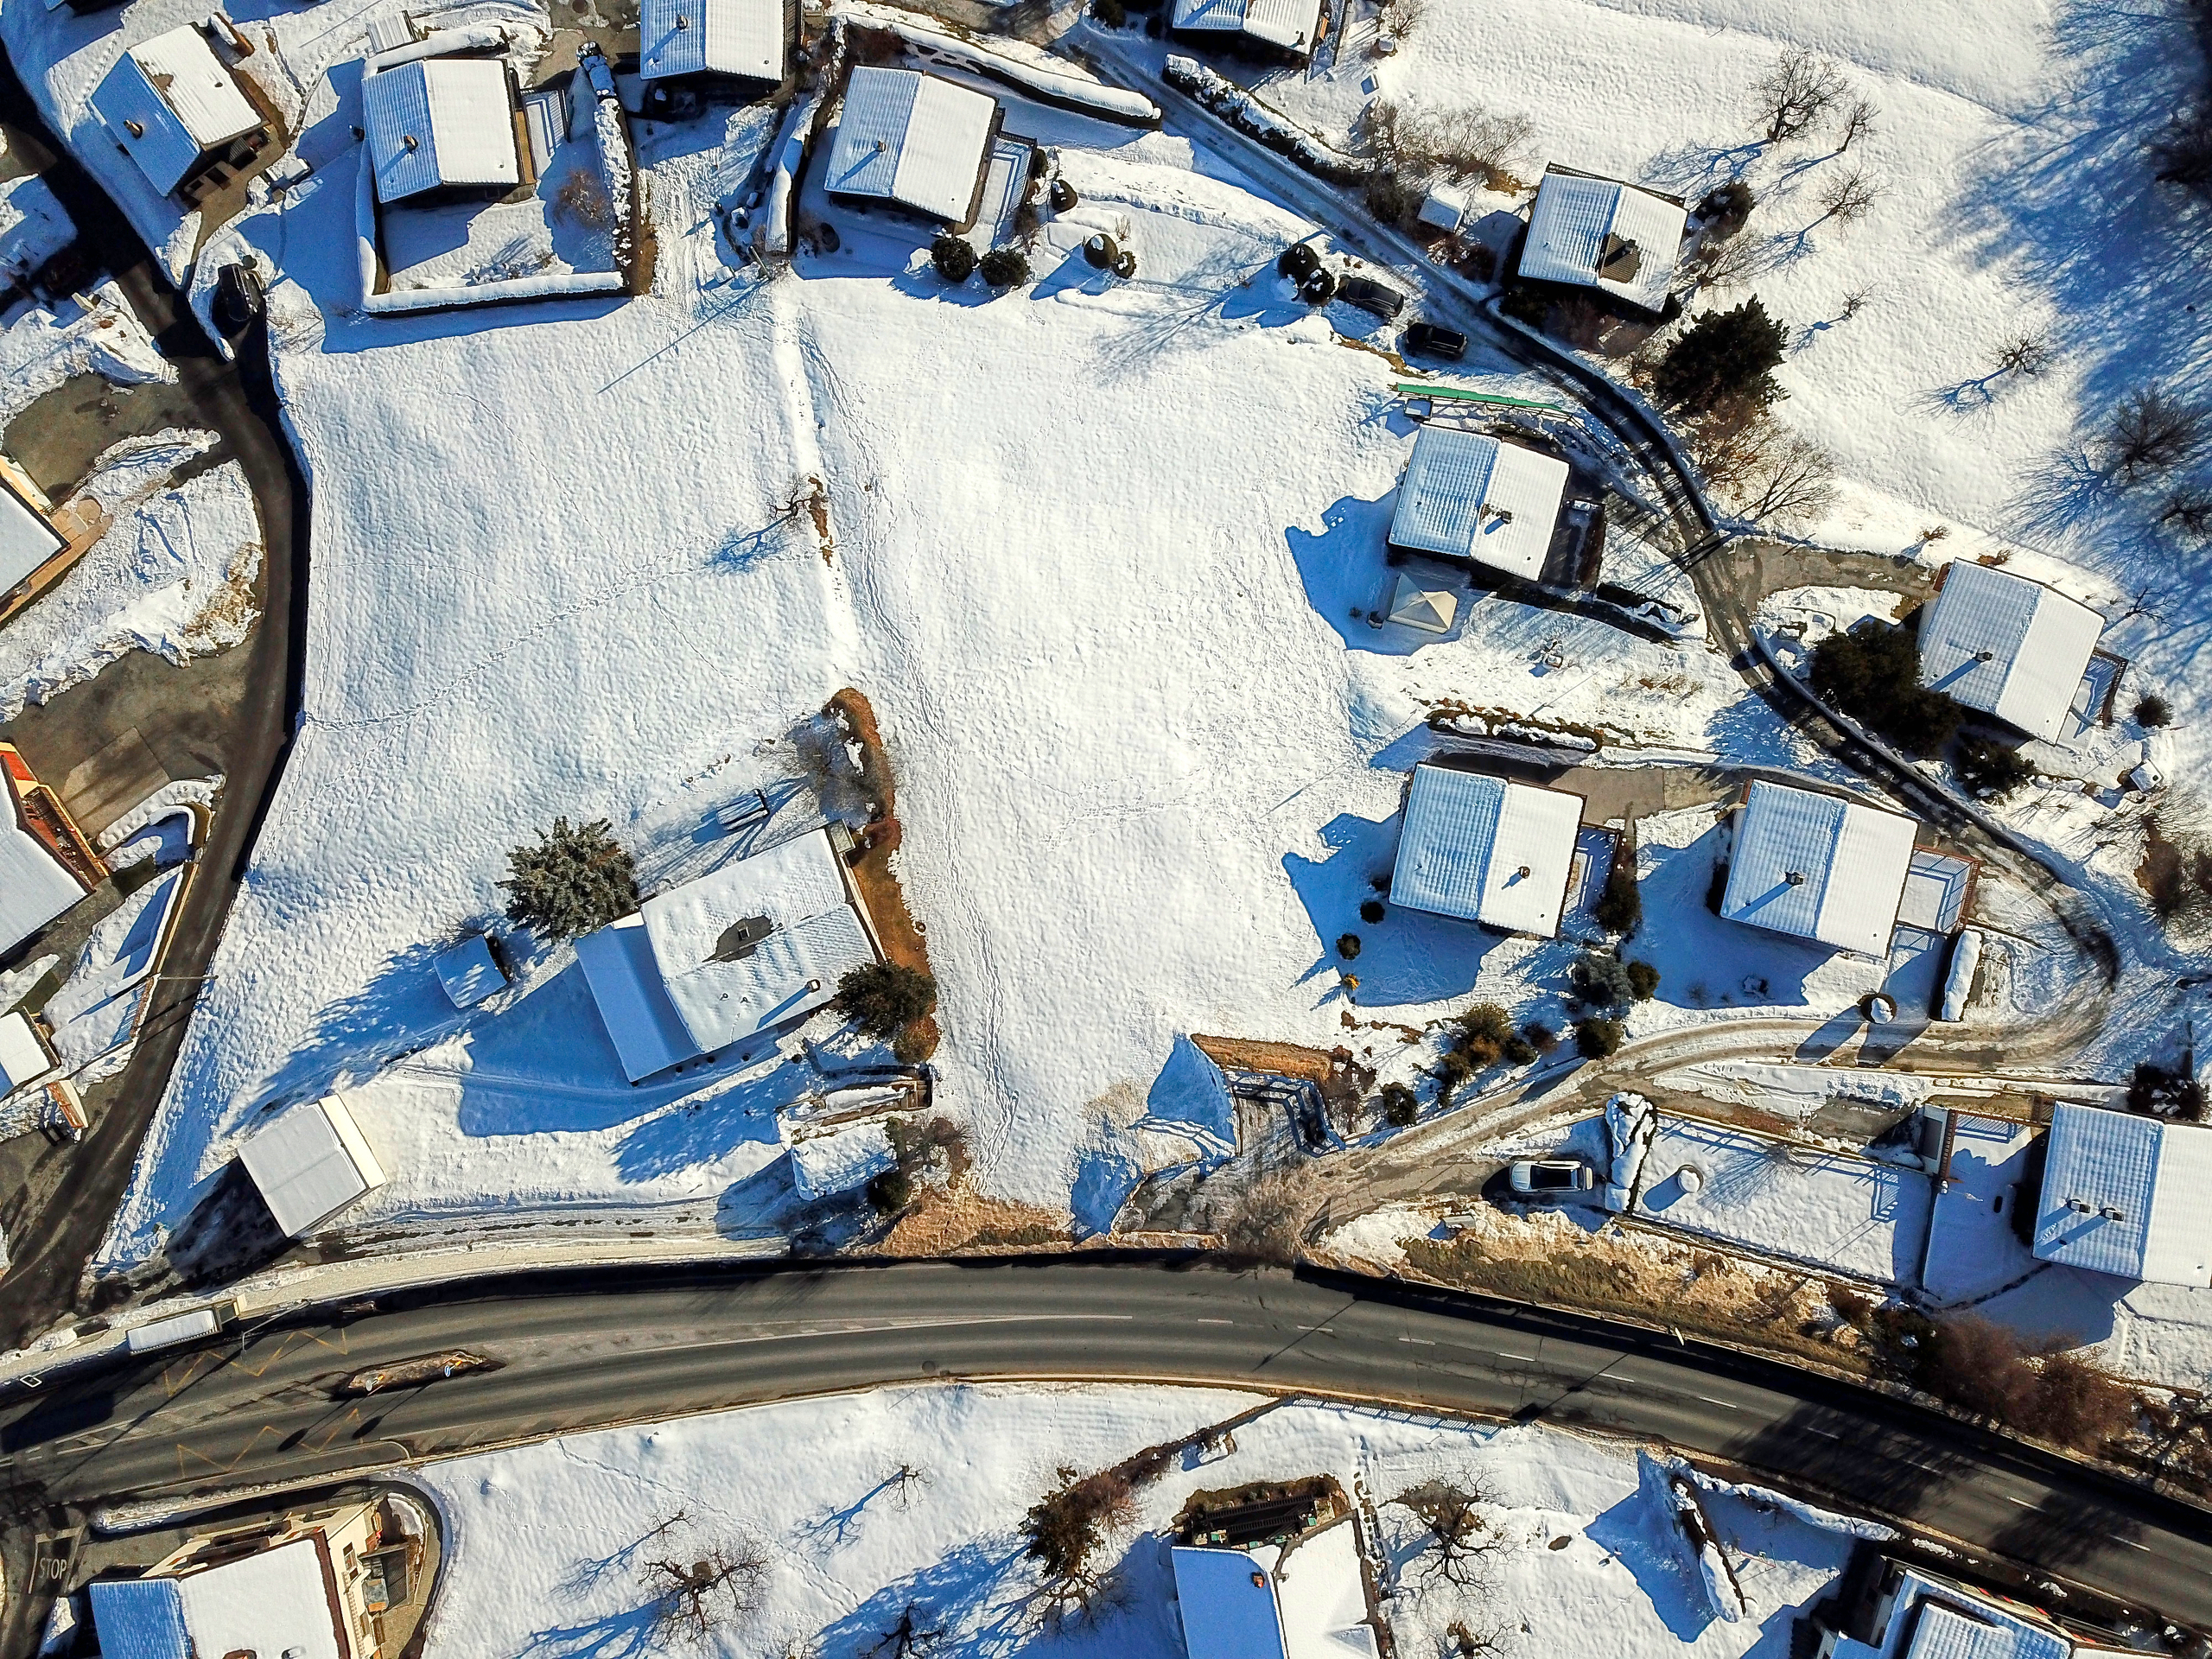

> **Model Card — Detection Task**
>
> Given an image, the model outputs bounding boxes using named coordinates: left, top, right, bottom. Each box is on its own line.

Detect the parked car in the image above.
left=1402, top=321, right=1467, bottom=360
left=1338, top=274, right=1407, bottom=320
left=1508, top=1157, right=1595, bottom=1197
left=213, top=262, right=263, bottom=333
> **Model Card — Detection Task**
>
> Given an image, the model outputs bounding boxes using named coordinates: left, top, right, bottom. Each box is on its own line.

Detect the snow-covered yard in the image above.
left=411, top=1382, right=1875, bottom=1659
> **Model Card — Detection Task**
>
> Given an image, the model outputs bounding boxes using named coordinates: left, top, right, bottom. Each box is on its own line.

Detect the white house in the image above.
left=361, top=56, right=521, bottom=206
left=1387, top=426, right=1568, bottom=583
left=1916, top=562, right=2105, bottom=743
left=0, top=743, right=103, bottom=957
left=1389, top=765, right=1584, bottom=938
left=1168, top=0, right=1325, bottom=56
left=238, top=1095, right=389, bottom=1238
left=640, top=0, right=785, bottom=86
left=1519, top=168, right=1688, bottom=316
left=1814, top=1560, right=2082, bottom=1659
left=2031, top=1101, right=2212, bottom=1287
left=825, top=67, right=998, bottom=226
left=575, top=829, right=876, bottom=1084
left=1719, top=781, right=1917, bottom=957
left=1172, top=1523, right=1380, bottom=1659
left=89, top=25, right=266, bottom=203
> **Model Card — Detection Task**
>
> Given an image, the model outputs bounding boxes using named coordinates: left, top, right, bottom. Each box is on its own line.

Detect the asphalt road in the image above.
left=0, top=55, right=308, bottom=1351
left=2, top=1261, right=2208, bottom=1628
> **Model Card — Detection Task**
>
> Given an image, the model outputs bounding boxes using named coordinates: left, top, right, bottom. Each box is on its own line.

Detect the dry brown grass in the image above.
left=828, top=688, right=939, bottom=1058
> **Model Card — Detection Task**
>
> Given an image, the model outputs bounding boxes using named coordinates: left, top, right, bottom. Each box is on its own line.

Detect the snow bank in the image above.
left=0, top=283, right=171, bottom=427
left=840, top=2, right=1160, bottom=125
left=1164, top=57, right=1369, bottom=181
left=1601, top=1090, right=1653, bottom=1211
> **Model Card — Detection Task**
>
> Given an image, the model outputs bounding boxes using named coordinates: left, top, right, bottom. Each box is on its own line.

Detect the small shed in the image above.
left=1719, top=780, right=1916, bottom=957
left=362, top=56, right=521, bottom=206
left=1385, top=573, right=1458, bottom=635
left=2032, top=1101, right=2212, bottom=1287
left=0, top=1012, right=56, bottom=1093
left=1518, top=168, right=1688, bottom=315
left=1387, top=426, right=1568, bottom=583
left=785, top=1115, right=896, bottom=1200
left=640, top=0, right=786, bottom=86
left=432, top=934, right=507, bottom=1008
left=825, top=67, right=999, bottom=227
left=1167, top=0, right=1325, bottom=55
left=238, top=1096, right=389, bottom=1237
left=90, top=25, right=266, bottom=203
left=1389, top=764, right=1584, bottom=938
left=1916, top=561, right=2105, bottom=743
left=0, top=463, right=67, bottom=599
left=1416, top=183, right=1467, bottom=232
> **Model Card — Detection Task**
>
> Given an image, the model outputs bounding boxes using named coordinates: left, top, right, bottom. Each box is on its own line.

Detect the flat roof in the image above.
left=363, top=57, right=518, bottom=204
left=1389, top=765, right=1582, bottom=937
left=640, top=0, right=785, bottom=81
left=1520, top=170, right=1687, bottom=315
left=0, top=471, right=66, bottom=594
left=238, top=1096, right=388, bottom=1237
left=90, top=26, right=262, bottom=197
left=1719, top=780, right=1916, bottom=957
left=1387, top=426, right=1567, bottom=582
left=785, top=1115, right=895, bottom=1199
left=0, top=772, right=91, bottom=957
left=2033, top=1100, right=2212, bottom=1286
left=1169, top=0, right=1323, bottom=50
left=826, top=67, right=995, bottom=223
left=1917, top=562, right=2104, bottom=743
left=0, top=1011, right=53, bottom=1093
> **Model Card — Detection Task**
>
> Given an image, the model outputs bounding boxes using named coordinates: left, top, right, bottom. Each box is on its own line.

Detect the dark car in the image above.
left=1402, top=320, right=1466, bottom=359
left=1338, top=274, right=1407, bottom=320
left=213, top=262, right=264, bottom=334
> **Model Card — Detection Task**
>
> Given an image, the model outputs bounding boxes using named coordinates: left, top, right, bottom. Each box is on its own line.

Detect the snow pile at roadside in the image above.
left=411, top=1382, right=1866, bottom=1659
left=0, top=283, right=170, bottom=424
left=0, top=437, right=262, bottom=722
left=0, top=172, right=74, bottom=282
left=46, top=866, right=187, bottom=1085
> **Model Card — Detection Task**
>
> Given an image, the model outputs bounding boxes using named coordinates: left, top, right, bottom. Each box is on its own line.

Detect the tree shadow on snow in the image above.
left=1282, top=811, right=1499, bottom=1007
left=1583, top=1487, right=1710, bottom=1643
left=251, top=938, right=475, bottom=1118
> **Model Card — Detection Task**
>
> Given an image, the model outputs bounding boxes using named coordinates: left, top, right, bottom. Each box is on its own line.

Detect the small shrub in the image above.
left=501, top=817, right=638, bottom=938
left=1459, top=1003, right=1514, bottom=1046
left=979, top=247, right=1032, bottom=287
left=1381, top=1082, right=1419, bottom=1126
left=2136, top=694, right=2174, bottom=728
left=1808, top=620, right=1964, bottom=753
left=1624, top=960, right=1661, bottom=1001
left=931, top=233, right=976, bottom=283
left=1365, top=172, right=1421, bottom=226
left=836, top=962, right=938, bottom=1039
left=1653, top=296, right=1787, bottom=414
left=867, top=1167, right=913, bottom=1213
left=1593, top=855, right=1642, bottom=934
left=1521, top=1020, right=1558, bottom=1053
left=891, top=1024, right=929, bottom=1065
left=1569, top=952, right=1636, bottom=1009
left=1698, top=179, right=1754, bottom=239
left=1497, top=285, right=1548, bottom=328
left=1433, top=1046, right=1476, bottom=1101
left=1573, top=1018, right=1624, bottom=1060
left=2128, top=1060, right=2208, bottom=1121
left=1827, top=1284, right=1874, bottom=1331
left=1360, top=898, right=1387, bottom=924
left=1919, top=1314, right=2031, bottom=1421
left=1025, top=1468, right=1135, bottom=1593
left=1501, top=1035, right=1538, bottom=1066
left=1338, top=932, right=1363, bottom=960
left=1093, top=0, right=1126, bottom=24
left=1954, top=734, right=2037, bottom=801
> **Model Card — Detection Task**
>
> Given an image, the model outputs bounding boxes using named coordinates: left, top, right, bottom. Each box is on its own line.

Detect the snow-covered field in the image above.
left=411, top=1381, right=1874, bottom=1659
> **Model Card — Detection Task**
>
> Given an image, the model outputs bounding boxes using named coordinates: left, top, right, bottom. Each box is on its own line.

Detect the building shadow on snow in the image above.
left=251, top=938, right=474, bottom=1121
left=1283, top=811, right=1500, bottom=1006
left=1287, top=493, right=1463, bottom=657
left=612, top=1062, right=798, bottom=1182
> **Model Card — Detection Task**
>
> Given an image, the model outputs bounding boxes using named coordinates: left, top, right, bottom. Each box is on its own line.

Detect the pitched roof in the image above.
left=2033, top=1101, right=2212, bottom=1286
left=1169, top=0, right=1323, bottom=50
left=0, top=470, right=65, bottom=594
left=1389, top=765, right=1583, bottom=937
left=1917, top=562, right=2104, bottom=743
left=89, top=25, right=263, bottom=197
left=1387, top=427, right=1568, bottom=582
left=826, top=67, right=996, bottom=222
left=1719, top=780, right=1916, bottom=957
left=1520, top=171, right=1688, bottom=315
left=362, top=57, right=518, bottom=204
left=0, top=1011, right=52, bottom=1093
left=1385, top=572, right=1457, bottom=634
left=1173, top=1548, right=1290, bottom=1659
left=0, top=772, right=90, bottom=956
left=238, top=1096, right=388, bottom=1237
left=640, top=0, right=785, bottom=80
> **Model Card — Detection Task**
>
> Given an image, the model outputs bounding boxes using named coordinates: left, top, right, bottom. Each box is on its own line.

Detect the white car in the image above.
left=1508, top=1158, right=1595, bottom=1197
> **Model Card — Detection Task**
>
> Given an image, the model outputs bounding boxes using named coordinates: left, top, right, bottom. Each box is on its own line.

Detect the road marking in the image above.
left=1806, top=1427, right=1843, bottom=1440
left=1397, top=1337, right=1436, bottom=1346
left=2113, top=1535, right=2152, bottom=1552
left=2005, top=1497, right=2037, bottom=1509
left=1191, top=1319, right=1236, bottom=1326
left=1497, top=1352, right=1538, bottom=1363
left=655, top=1313, right=1135, bottom=1353
left=1694, top=1395, right=1739, bottom=1410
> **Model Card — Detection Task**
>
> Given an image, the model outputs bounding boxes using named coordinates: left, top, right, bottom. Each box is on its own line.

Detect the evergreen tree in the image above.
left=1655, top=296, right=1788, bottom=412
left=500, top=817, right=638, bottom=938
left=836, top=961, right=938, bottom=1039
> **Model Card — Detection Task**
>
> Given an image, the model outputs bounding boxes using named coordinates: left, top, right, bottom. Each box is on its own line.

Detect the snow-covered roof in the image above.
left=785, top=1114, right=895, bottom=1199
left=362, top=57, right=519, bottom=204
left=578, top=830, right=875, bottom=1083
left=1390, top=765, right=1582, bottom=938
left=1519, top=170, right=1688, bottom=315
left=238, top=1096, right=389, bottom=1237
left=0, top=766, right=91, bottom=957
left=1273, top=1523, right=1380, bottom=1659
left=826, top=67, right=996, bottom=223
left=1169, top=0, right=1323, bottom=52
left=91, top=1541, right=346, bottom=1659
left=1916, top=562, right=2103, bottom=743
left=1173, top=1548, right=1290, bottom=1659
left=1173, top=1528, right=1378, bottom=1659
left=1387, top=427, right=1568, bottom=582
left=1386, top=572, right=1457, bottom=634
left=640, top=0, right=785, bottom=81
left=1719, top=781, right=1916, bottom=957
left=0, top=470, right=65, bottom=593
left=1417, top=184, right=1467, bottom=231
left=1827, top=1567, right=2070, bottom=1659
left=2032, top=1101, right=2212, bottom=1286
left=0, top=1012, right=53, bottom=1093
left=90, top=26, right=263, bottom=198
left=433, top=933, right=506, bottom=1007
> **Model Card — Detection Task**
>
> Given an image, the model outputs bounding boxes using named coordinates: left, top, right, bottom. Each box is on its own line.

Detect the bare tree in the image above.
left=888, top=1462, right=930, bottom=1506
left=864, top=1604, right=943, bottom=1659
left=1740, top=429, right=1840, bottom=527
left=2109, top=385, right=2205, bottom=484
left=1993, top=333, right=2051, bottom=377
left=1396, top=1482, right=1509, bottom=1589
left=1212, top=1169, right=1305, bottom=1266
left=643, top=1539, right=771, bottom=1647
left=1815, top=167, right=1881, bottom=226
left=1446, top=1616, right=1517, bottom=1656
left=1686, top=230, right=1769, bottom=289
left=1750, top=48, right=1846, bottom=145
left=1836, top=96, right=1879, bottom=152
left=1839, top=284, right=1872, bottom=320
left=1024, top=1466, right=1137, bottom=1620
left=1367, top=99, right=1535, bottom=189
left=1381, top=0, right=1427, bottom=39
left=2161, top=486, right=2212, bottom=537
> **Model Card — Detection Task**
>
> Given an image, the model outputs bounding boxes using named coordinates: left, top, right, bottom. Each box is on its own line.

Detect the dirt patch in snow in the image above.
left=830, top=687, right=940, bottom=1058
left=872, top=1188, right=1072, bottom=1256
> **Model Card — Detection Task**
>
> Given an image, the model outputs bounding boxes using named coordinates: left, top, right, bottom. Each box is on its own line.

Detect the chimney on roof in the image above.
left=1596, top=232, right=1643, bottom=281
left=403, top=133, right=419, bottom=149
left=1516, top=865, right=1531, bottom=879
left=124, top=118, right=145, bottom=137
left=1784, top=870, right=1807, bottom=886
left=2101, top=1205, right=2126, bottom=1221
left=1974, top=650, right=1995, bottom=663
left=676, top=10, right=690, bottom=22
left=712, top=915, right=778, bottom=963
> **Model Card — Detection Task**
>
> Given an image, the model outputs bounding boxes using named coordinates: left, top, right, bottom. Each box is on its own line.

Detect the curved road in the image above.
left=3, top=1261, right=2209, bottom=1626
